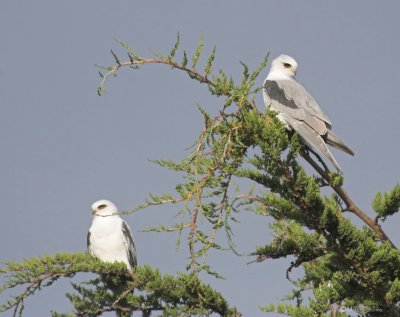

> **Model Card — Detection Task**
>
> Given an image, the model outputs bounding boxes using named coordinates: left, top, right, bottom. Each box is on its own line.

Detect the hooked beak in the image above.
left=290, top=66, right=297, bottom=75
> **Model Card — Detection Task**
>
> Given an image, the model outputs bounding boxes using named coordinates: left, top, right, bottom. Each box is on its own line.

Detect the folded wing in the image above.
left=263, top=79, right=353, bottom=172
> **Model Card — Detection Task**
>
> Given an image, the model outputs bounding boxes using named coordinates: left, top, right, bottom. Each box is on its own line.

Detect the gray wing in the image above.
left=264, top=79, right=332, bottom=134
left=263, top=79, right=342, bottom=171
left=121, top=221, right=137, bottom=269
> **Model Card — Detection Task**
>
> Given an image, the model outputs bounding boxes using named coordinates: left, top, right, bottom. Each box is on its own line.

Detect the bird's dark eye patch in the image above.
left=98, top=204, right=107, bottom=210
left=283, top=63, right=291, bottom=68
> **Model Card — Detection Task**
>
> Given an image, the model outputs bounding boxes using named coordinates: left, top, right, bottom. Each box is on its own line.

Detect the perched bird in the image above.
left=88, top=199, right=137, bottom=270
left=263, top=54, right=354, bottom=172
left=87, top=199, right=136, bottom=316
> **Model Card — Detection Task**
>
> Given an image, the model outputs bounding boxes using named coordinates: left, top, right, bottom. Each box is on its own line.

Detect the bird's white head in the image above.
left=91, top=199, right=118, bottom=216
left=266, top=55, right=298, bottom=80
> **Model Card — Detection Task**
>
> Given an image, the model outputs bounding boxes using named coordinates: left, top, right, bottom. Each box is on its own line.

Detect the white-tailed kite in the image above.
left=87, top=199, right=137, bottom=271
left=263, top=55, right=354, bottom=172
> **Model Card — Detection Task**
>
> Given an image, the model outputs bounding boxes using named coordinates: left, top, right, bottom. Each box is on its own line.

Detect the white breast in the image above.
left=88, top=216, right=131, bottom=269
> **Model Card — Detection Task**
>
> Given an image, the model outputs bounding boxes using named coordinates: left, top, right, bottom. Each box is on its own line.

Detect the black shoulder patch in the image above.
left=264, top=80, right=298, bottom=109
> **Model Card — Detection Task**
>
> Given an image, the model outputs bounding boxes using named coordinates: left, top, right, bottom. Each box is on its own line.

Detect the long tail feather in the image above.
left=325, top=131, right=354, bottom=156
left=291, top=121, right=343, bottom=172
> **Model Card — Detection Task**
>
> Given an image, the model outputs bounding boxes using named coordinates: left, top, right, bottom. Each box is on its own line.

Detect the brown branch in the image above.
left=12, top=298, right=23, bottom=317
left=188, top=206, right=199, bottom=270
left=300, top=150, right=397, bottom=249
left=78, top=303, right=161, bottom=317
left=330, top=304, right=337, bottom=317
left=198, top=174, right=233, bottom=269
left=8, top=272, right=68, bottom=316
left=307, top=147, right=330, bottom=173
left=99, top=58, right=220, bottom=96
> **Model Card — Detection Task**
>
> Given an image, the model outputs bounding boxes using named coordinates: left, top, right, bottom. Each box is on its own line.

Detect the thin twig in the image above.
left=99, top=58, right=220, bottom=96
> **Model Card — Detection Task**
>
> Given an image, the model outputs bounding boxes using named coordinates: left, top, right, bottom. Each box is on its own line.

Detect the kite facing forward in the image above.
left=263, top=55, right=354, bottom=172
left=88, top=199, right=137, bottom=270
left=87, top=199, right=136, bottom=317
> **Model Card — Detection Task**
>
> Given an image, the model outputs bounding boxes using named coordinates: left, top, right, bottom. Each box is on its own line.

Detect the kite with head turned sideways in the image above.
left=263, top=54, right=354, bottom=172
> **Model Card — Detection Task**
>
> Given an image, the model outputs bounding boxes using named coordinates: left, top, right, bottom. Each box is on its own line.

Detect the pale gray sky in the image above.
left=1, top=1, right=399, bottom=316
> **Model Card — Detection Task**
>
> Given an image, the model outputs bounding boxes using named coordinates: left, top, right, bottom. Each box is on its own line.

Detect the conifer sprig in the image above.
left=0, top=253, right=238, bottom=316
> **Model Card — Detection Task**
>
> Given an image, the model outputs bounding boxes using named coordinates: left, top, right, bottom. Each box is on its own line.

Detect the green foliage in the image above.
left=62, top=266, right=236, bottom=317
left=192, top=34, right=204, bottom=69
left=169, top=33, right=180, bottom=60
left=205, top=46, right=216, bottom=76
left=260, top=303, right=336, bottom=317
left=372, top=184, right=400, bottom=220
left=0, top=253, right=237, bottom=316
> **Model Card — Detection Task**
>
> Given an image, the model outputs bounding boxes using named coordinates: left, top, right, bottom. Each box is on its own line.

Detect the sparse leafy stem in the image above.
left=110, top=49, right=121, bottom=67
left=115, top=38, right=142, bottom=61
left=182, top=50, right=188, bottom=68
left=192, top=34, right=204, bottom=69
left=205, top=46, right=216, bottom=76
left=169, top=32, right=180, bottom=60
left=240, top=61, right=249, bottom=85
left=151, top=50, right=166, bottom=61
left=249, top=53, right=269, bottom=83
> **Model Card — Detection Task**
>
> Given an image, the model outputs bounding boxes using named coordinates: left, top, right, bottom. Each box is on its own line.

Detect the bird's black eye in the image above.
left=283, top=63, right=291, bottom=68
left=98, top=204, right=107, bottom=210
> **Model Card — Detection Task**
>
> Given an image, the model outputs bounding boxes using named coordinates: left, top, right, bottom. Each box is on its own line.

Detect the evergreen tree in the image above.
left=1, top=35, right=400, bottom=317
